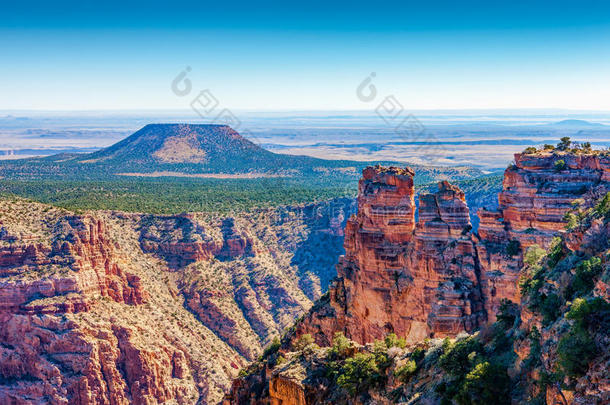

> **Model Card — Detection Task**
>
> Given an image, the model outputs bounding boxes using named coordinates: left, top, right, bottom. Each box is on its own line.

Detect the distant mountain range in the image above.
left=545, top=119, right=606, bottom=128
left=0, top=124, right=483, bottom=183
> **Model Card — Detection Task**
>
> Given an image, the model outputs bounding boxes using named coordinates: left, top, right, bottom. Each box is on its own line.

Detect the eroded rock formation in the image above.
left=0, top=197, right=355, bottom=404
left=295, top=167, right=485, bottom=346
left=0, top=207, right=203, bottom=405
left=228, top=151, right=610, bottom=405
left=478, top=151, right=610, bottom=319
left=0, top=214, right=145, bottom=314
left=295, top=152, right=610, bottom=345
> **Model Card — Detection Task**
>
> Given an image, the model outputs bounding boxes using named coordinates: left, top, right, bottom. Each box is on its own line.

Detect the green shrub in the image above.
left=372, top=340, right=393, bottom=371
left=566, top=297, right=610, bottom=331
left=554, top=159, right=566, bottom=171
left=489, top=323, right=515, bottom=352
left=328, top=332, right=352, bottom=359
left=594, top=192, right=610, bottom=218
left=540, top=292, right=562, bottom=325
left=557, top=297, right=610, bottom=378
left=563, top=212, right=579, bottom=231
left=292, top=334, right=316, bottom=352
left=547, top=237, right=565, bottom=268
left=557, top=327, right=596, bottom=377
left=410, top=347, right=426, bottom=362
left=262, top=336, right=281, bottom=358
left=275, top=355, right=286, bottom=366
left=384, top=333, right=407, bottom=349
left=519, top=265, right=544, bottom=296
left=439, top=337, right=482, bottom=376
left=337, top=352, right=384, bottom=396
left=456, top=361, right=511, bottom=405
left=557, top=137, right=571, bottom=151
left=524, top=245, right=546, bottom=266
left=570, top=257, right=603, bottom=298
left=543, top=144, right=555, bottom=151
left=394, top=360, right=417, bottom=383
left=523, top=147, right=538, bottom=154
left=496, top=299, right=519, bottom=328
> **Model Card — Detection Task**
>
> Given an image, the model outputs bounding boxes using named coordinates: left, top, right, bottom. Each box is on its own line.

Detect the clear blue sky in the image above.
left=2, top=1, right=610, bottom=111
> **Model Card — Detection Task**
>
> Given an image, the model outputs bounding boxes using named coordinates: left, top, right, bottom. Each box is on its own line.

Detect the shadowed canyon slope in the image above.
left=0, top=197, right=355, bottom=404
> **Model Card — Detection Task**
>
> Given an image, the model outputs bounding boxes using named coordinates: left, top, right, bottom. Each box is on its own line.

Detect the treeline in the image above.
left=0, top=177, right=358, bottom=215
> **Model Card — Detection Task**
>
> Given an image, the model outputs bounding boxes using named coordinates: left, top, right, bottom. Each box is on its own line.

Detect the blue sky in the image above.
left=2, top=1, right=610, bottom=111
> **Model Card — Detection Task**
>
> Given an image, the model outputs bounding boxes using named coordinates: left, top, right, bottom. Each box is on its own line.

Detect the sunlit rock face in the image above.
left=296, top=152, right=610, bottom=343
left=295, top=167, right=485, bottom=346
left=0, top=214, right=191, bottom=405
left=0, top=197, right=354, bottom=404
left=228, top=151, right=610, bottom=405
left=477, top=152, right=610, bottom=320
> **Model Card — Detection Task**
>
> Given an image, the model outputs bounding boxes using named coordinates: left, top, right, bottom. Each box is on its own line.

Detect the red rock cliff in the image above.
left=296, top=152, right=610, bottom=345
left=477, top=151, right=610, bottom=320
left=296, top=167, right=485, bottom=345
left=0, top=207, right=205, bottom=405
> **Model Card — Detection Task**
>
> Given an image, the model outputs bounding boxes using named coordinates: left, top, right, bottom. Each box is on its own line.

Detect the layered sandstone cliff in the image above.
left=0, top=197, right=354, bottom=404
left=228, top=150, right=610, bottom=405
left=293, top=151, right=610, bottom=346
left=294, top=167, right=485, bottom=346
left=478, top=151, right=610, bottom=319
left=0, top=201, right=209, bottom=405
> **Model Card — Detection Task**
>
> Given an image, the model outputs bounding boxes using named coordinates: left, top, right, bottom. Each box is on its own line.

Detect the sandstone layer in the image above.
left=295, top=167, right=486, bottom=346
left=478, top=151, right=610, bottom=319
left=295, top=151, right=610, bottom=345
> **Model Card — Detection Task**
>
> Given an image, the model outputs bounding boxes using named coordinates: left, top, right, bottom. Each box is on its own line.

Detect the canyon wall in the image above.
left=295, top=152, right=610, bottom=345
left=0, top=197, right=354, bottom=404
left=478, top=151, right=610, bottom=319
left=295, top=167, right=486, bottom=346
left=0, top=205, right=203, bottom=405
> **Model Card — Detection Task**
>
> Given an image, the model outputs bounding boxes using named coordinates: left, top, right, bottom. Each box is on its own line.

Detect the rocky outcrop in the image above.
left=477, top=151, right=610, bottom=320
left=228, top=150, right=610, bottom=405
left=139, top=214, right=223, bottom=269
left=139, top=215, right=256, bottom=269
left=0, top=215, right=145, bottom=314
left=294, top=152, right=610, bottom=345
left=411, top=181, right=484, bottom=337
left=229, top=182, right=610, bottom=405
left=0, top=314, right=200, bottom=405
left=0, top=209, right=202, bottom=405
left=295, top=167, right=485, bottom=346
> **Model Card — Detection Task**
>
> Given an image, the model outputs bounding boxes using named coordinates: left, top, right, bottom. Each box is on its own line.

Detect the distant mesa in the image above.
left=78, top=123, right=267, bottom=165
left=0, top=123, right=485, bottom=182
left=547, top=119, right=605, bottom=128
